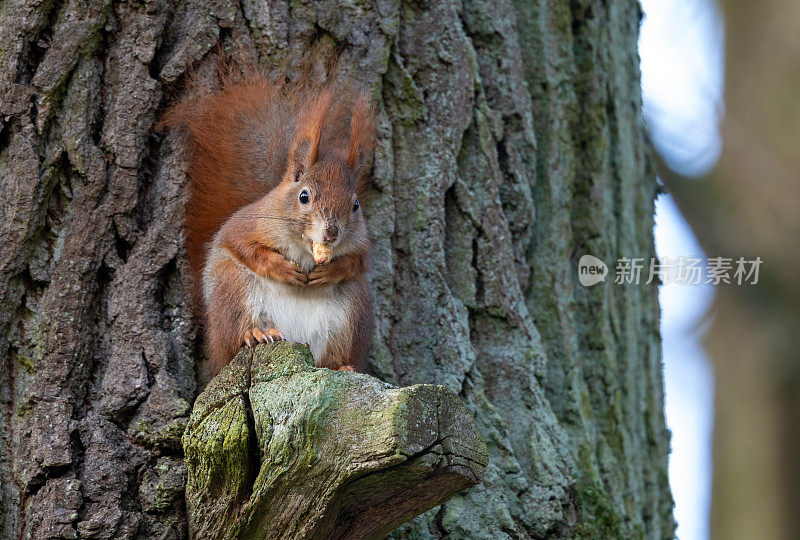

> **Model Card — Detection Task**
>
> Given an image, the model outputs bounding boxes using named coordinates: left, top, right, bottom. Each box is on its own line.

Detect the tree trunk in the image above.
left=0, top=0, right=673, bottom=538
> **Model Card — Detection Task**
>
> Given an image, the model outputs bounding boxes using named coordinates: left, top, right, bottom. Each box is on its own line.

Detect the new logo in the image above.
left=578, top=255, right=608, bottom=287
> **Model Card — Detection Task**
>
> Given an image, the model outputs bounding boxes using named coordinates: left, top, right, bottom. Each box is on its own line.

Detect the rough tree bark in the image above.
left=0, top=0, right=673, bottom=538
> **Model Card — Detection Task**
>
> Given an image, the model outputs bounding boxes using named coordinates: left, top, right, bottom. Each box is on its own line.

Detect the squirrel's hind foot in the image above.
left=244, top=327, right=285, bottom=347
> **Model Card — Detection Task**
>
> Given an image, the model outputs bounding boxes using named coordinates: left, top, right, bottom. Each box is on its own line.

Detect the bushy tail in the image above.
left=162, top=72, right=293, bottom=296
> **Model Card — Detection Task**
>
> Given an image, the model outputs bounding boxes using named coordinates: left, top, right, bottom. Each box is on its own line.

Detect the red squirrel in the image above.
left=164, top=68, right=375, bottom=375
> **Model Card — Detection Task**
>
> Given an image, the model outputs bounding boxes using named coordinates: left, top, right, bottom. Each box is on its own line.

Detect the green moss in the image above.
left=250, top=341, right=314, bottom=385
left=572, top=481, right=624, bottom=538
left=603, top=394, right=626, bottom=457
left=385, top=51, right=426, bottom=126
left=184, top=396, right=251, bottom=499
left=132, top=419, right=150, bottom=435
left=131, top=416, right=188, bottom=450
left=139, top=460, right=185, bottom=514
left=17, top=355, right=34, bottom=373
left=16, top=402, right=31, bottom=418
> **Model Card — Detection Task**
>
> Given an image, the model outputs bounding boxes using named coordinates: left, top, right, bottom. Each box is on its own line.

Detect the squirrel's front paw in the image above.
left=262, top=253, right=307, bottom=287
left=307, top=266, right=332, bottom=287
left=307, top=264, right=342, bottom=287
left=307, top=254, right=361, bottom=287
left=243, top=327, right=284, bottom=347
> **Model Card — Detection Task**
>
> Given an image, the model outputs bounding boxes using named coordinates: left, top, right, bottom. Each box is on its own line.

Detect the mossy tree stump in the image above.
left=182, top=342, right=488, bottom=539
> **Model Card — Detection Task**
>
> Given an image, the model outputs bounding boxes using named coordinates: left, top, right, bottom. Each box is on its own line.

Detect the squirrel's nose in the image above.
left=324, top=223, right=338, bottom=242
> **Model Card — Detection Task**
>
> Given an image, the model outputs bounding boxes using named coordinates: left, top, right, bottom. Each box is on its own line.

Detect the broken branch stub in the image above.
left=182, top=342, right=488, bottom=539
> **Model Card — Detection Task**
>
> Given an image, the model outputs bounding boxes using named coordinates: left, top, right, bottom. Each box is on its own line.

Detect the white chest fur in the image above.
left=244, top=271, right=352, bottom=360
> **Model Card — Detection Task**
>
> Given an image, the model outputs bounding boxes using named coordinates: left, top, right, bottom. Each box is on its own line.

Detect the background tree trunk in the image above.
left=662, top=1, right=800, bottom=538
left=0, top=0, right=673, bottom=538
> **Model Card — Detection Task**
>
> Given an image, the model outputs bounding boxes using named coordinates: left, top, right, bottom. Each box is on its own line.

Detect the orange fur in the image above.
left=217, top=217, right=308, bottom=287
left=292, top=88, right=332, bottom=170
left=317, top=276, right=373, bottom=371
left=204, top=258, right=251, bottom=374
left=347, top=94, right=376, bottom=169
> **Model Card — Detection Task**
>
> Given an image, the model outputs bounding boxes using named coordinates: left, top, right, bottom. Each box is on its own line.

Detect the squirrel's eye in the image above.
left=299, top=190, right=310, bottom=204
left=353, top=198, right=360, bottom=213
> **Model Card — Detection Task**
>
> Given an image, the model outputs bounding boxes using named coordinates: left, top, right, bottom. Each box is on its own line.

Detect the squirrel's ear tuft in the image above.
left=289, top=89, right=332, bottom=180
left=346, top=93, right=376, bottom=170
left=291, top=139, right=312, bottom=181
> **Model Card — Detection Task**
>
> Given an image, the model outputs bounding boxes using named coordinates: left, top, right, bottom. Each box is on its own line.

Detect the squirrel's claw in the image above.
left=265, top=328, right=284, bottom=342
left=250, top=326, right=285, bottom=344
left=243, top=329, right=256, bottom=347
left=251, top=327, right=269, bottom=343
left=264, top=253, right=307, bottom=287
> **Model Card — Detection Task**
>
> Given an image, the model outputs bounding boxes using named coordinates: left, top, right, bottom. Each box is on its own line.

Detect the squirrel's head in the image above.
left=284, top=158, right=366, bottom=254
left=277, top=91, right=374, bottom=259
